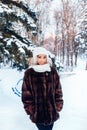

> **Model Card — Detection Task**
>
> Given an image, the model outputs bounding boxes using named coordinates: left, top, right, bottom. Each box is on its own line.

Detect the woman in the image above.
left=21, top=47, right=63, bottom=130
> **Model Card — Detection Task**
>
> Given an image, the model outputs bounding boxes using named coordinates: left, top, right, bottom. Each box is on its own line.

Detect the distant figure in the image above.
left=21, top=47, right=63, bottom=130
left=85, top=62, right=87, bottom=70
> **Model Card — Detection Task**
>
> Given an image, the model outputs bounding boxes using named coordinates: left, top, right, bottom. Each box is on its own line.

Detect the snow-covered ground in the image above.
left=0, top=58, right=87, bottom=130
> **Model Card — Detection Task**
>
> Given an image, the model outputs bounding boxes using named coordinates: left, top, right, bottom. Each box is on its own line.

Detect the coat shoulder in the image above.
left=24, top=68, right=33, bottom=74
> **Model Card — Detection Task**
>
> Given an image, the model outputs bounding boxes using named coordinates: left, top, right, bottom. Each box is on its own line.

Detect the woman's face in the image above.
left=37, top=54, right=47, bottom=65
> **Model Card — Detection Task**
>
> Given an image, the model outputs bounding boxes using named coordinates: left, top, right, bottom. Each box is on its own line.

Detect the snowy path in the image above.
left=0, top=68, right=87, bottom=130
left=57, top=71, right=87, bottom=130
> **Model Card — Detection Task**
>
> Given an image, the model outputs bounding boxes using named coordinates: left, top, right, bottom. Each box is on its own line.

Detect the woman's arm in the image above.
left=54, top=68, right=63, bottom=112
left=21, top=70, right=34, bottom=115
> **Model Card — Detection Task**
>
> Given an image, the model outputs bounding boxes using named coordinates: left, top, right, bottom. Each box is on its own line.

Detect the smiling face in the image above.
left=37, top=54, right=47, bottom=65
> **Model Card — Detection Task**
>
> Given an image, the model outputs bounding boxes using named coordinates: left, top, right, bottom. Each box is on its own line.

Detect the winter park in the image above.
left=0, top=0, right=87, bottom=130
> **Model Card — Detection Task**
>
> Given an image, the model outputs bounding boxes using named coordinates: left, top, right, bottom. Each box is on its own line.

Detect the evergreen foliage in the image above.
left=0, top=0, right=38, bottom=70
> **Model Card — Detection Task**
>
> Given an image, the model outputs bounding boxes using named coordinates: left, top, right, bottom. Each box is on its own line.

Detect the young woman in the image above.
left=21, top=47, right=63, bottom=130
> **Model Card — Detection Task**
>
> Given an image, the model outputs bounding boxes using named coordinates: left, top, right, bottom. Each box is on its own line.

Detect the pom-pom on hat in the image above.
left=33, top=47, right=51, bottom=65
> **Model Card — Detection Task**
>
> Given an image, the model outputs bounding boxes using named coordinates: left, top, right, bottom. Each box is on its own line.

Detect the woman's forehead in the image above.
left=37, top=54, right=47, bottom=56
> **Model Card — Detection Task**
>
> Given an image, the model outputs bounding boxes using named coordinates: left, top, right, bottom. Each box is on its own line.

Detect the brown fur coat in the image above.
left=21, top=67, right=63, bottom=125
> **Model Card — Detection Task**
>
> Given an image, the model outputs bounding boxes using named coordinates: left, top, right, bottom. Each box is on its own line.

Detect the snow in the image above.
left=0, top=3, right=13, bottom=13
left=0, top=58, right=87, bottom=130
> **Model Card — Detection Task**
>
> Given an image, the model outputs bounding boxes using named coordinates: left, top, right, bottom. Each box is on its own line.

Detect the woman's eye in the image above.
left=38, top=56, right=41, bottom=58
left=44, top=56, right=47, bottom=59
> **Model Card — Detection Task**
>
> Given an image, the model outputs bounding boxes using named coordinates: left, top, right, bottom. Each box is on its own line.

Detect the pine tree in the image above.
left=0, top=0, right=38, bottom=70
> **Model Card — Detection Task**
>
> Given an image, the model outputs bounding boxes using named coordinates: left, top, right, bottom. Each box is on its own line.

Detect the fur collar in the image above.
left=29, top=64, right=51, bottom=72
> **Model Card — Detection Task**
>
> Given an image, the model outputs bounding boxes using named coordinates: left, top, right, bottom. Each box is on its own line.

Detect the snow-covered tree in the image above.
left=0, top=0, right=37, bottom=70
left=76, top=0, right=87, bottom=56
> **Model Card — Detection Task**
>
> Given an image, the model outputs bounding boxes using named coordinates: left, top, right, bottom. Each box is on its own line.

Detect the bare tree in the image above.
left=60, top=0, right=78, bottom=70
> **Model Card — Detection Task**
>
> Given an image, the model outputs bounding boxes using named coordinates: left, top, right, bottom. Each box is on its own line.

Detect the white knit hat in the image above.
left=33, top=47, right=52, bottom=65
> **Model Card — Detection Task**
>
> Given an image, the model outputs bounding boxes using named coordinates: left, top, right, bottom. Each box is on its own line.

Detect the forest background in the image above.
left=0, top=0, right=87, bottom=71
